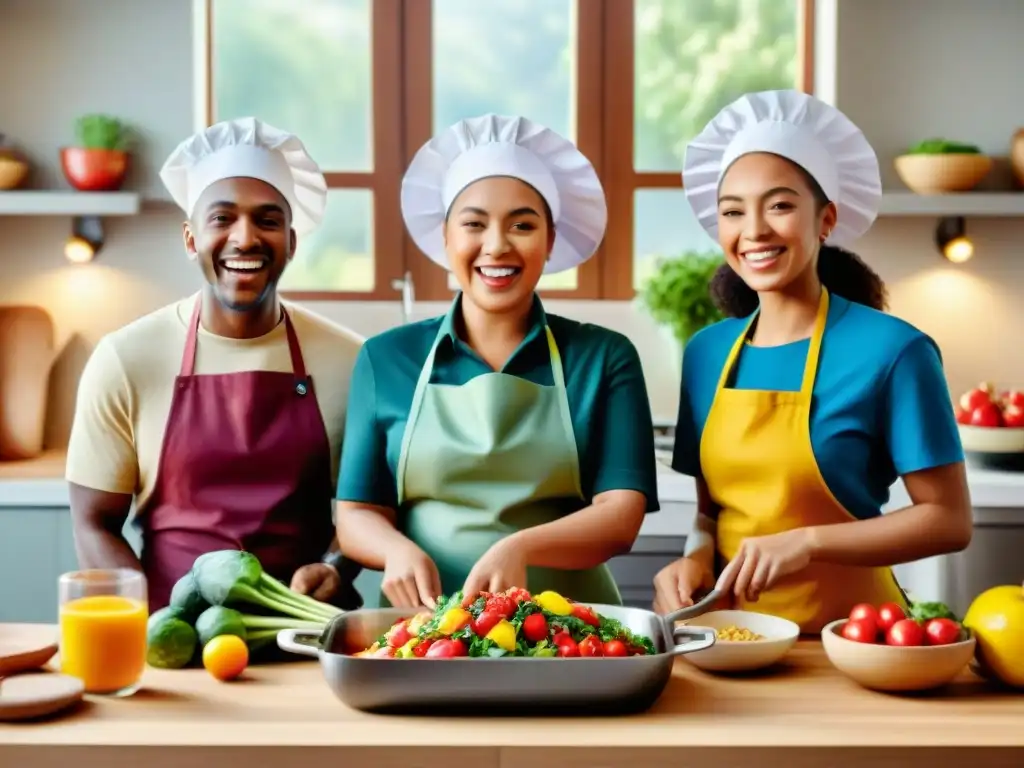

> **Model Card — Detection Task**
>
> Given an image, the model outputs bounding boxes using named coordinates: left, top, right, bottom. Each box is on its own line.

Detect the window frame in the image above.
left=200, top=0, right=815, bottom=303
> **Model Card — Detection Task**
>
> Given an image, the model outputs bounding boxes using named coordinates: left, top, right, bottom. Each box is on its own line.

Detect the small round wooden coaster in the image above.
left=0, top=673, right=85, bottom=721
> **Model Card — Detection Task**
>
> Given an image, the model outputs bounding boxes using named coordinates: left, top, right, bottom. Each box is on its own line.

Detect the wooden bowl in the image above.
left=894, top=153, right=993, bottom=193
left=821, top=619, right=976, bottom=692
left=680, top=610, right=799, bottom=673
left=0, top=156, right=29, bottom=190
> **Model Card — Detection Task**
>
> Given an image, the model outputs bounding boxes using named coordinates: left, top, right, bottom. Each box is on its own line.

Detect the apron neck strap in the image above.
left=799, top=288, right=830, bottom=397
left=714, top=287, right=831, bottom=400
left=180, top=296, right=306, bottom=379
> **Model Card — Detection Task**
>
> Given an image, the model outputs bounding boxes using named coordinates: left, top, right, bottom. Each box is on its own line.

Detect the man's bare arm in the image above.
left=68, top=482, right=141, bottom=570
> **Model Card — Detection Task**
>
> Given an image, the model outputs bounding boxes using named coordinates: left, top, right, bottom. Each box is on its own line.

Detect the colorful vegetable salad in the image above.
left=356, top=587, right=657, bottom=659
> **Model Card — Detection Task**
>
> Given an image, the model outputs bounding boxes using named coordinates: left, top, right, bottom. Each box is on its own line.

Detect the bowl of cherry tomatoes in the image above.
left=955, top=383, right=1024, bottom=469
left=821, top=601, right=976, bottom=692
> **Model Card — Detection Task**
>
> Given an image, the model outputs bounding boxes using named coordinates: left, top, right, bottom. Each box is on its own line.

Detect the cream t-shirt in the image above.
left=65, top=294, right=364, bottom=512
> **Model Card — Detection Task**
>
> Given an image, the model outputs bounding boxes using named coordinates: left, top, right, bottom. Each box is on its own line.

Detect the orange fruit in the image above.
left=202, top=634, right=249, bottom=681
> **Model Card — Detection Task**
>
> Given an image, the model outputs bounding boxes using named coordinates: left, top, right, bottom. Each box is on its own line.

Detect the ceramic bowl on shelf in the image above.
left=958, top=425, right=1024, bottom=471
left=894, top=153, right=992, bottom=193
left=678, top=610, right=799, bottom=673
left=821, top=618, right=976, bottom=692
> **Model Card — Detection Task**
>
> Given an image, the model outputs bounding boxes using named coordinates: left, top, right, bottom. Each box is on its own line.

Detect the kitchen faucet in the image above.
left=391, top=271, right=415, bottom=325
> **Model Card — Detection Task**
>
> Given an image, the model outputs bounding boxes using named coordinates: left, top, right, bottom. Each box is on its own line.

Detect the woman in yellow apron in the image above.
left=334, top=114, right=659, bottom=609
left=653, top=91, right=973, bottom=634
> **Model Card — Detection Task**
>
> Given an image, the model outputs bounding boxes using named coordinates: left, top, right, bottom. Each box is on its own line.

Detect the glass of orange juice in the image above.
left=58, top=568, right=148, bottom=697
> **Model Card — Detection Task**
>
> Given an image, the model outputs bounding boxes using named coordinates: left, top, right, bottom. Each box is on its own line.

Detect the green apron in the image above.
left=387, top=316, right=623, bottom=607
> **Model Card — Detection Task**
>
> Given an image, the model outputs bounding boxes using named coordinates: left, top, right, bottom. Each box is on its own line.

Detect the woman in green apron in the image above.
left=334, top=114, right=660, bottom=609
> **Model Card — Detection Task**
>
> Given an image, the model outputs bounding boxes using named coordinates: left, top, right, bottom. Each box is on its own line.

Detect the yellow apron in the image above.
left=699, top=288, right=908, bottom=634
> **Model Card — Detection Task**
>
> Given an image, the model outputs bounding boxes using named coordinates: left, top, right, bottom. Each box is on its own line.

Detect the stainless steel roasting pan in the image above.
left=277, top=590, right=721, bottom=715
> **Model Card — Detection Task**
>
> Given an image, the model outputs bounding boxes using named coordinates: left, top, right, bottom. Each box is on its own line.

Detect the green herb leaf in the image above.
left=909, top=601, right=959, bottom=623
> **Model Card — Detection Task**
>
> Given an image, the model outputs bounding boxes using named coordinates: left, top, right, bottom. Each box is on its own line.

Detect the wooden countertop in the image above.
left=1, top=625, right=1021, bottom=768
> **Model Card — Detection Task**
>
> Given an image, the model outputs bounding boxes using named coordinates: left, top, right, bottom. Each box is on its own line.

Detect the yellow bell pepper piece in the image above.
left=397, top=638, right=420, bottom=658
left=534, top=590, right=574, bottom=616
left=486, top=619, right=517, bottom=653
left=437, top=607, right=471, bottom=635
left=408, top=611, right=432, bottom=633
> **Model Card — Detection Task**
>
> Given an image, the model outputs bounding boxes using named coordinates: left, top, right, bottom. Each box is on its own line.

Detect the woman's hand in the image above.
left=652, top=557, right=707, bottom=614
left=462, top=536, right=528, bottom=600
left=382, top=540, right=442, bottom=609
left=716, top=528, right=814, bottom=603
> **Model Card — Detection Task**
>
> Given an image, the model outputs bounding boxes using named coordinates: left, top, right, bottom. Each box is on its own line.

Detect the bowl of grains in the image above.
left=677, top=610, right=799, bottom=673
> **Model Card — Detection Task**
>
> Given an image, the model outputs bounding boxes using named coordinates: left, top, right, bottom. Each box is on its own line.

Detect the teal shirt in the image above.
left=672, top=293, right=965, bottom=520
left=337, top=293, right=661, bottom=513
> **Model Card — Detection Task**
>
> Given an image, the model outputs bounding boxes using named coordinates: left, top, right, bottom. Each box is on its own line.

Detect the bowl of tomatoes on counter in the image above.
left=955, top=383, right=1024, bottom=469
left=821, top=600, right=976, bottom=692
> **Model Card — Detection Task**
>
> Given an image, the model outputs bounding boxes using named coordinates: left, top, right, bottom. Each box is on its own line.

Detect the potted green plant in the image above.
left=60, top=114, right=133, bottom=191
left=638, top=250, right=725, bottom=368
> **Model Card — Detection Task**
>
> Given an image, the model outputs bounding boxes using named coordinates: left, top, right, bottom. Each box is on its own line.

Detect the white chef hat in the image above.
left=159, top=117, right=328, bottom=237
left=401, top=114, right=607, bottom=274
left=683, top=90, right=881, bottom=247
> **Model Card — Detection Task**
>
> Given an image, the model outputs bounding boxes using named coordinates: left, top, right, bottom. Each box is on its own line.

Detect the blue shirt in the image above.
left=671, top=293, right=964, bottom=520
left=337, top=293, right=661, bottom=514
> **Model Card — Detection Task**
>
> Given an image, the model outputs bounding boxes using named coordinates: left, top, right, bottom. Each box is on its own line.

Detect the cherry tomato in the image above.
left=970, top=403, right=1003, bottom=428
left=840, top=618, right=879, bottom=644
left=485, top=595, right=516, bottom=619
left=471, top=609, right=502, bottom=638
left=425, top=638, right=467, bottom=658
left=373, top=645, right=397, bottom=658
left=924, top=618, right=962, bottom=646
left=385, top=621, right=413, bottom=649
left=959, top=388, right=992, bottom=413
left=412, top=639, right=433, bottom=657
left=603, top=639, right=628, bottom=657
left=551, top=630, right=572, bottom=645
left=556, top=638, right=579, bottom=657
left=886, top=619, right=925, bottom=647
left=1004, top=404, right=1024, bottom=428
left=571, top=605, right=600, bottom=628
left=522, top=613, right=549, bottom=643
left=1004, top=390, right=1024, bottom=411
left=848, top=603, right=880, bottom=626
left=876, top=602, right=906, bottom=633
left=578, top=635, right=604, bottom=657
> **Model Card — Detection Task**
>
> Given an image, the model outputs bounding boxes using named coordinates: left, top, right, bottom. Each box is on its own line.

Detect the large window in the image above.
left=204, top=0, right=813, bottom=301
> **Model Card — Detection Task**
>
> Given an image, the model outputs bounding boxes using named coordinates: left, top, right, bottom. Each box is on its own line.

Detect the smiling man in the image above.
left=65, top=117, right=365, bottom=611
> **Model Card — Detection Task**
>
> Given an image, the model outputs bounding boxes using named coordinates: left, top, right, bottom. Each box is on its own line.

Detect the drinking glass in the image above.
left=58, top=568, right=148, bottom=697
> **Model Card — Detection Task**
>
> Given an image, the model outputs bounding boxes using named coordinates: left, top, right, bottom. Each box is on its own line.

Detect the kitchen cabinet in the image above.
left=0, top=507, right=78, bottom=623
left=939, top=507, right=1024, bottom=618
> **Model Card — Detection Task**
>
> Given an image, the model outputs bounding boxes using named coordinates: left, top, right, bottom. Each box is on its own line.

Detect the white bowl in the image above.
left=679, top=610, right=799, bottom=672
left=958, top=425, right=1024, bottom=454
left=821, top=618, right=976, bottom=692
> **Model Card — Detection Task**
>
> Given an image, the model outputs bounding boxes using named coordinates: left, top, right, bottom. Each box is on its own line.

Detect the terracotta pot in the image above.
left=60, top=147, right=129, bottom=191
left=1011, top=129, right=1024, bottom=190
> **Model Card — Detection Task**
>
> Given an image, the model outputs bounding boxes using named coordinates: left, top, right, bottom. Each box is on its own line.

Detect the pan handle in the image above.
left=276, top=628, right=323, bottom=658
left=667, top=625, right=717, bottom=657
left=662, top=588, right=722, bottom=626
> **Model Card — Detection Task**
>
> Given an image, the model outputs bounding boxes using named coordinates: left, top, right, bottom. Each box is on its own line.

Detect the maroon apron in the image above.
left=140, top=298, right=335, bottom=610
